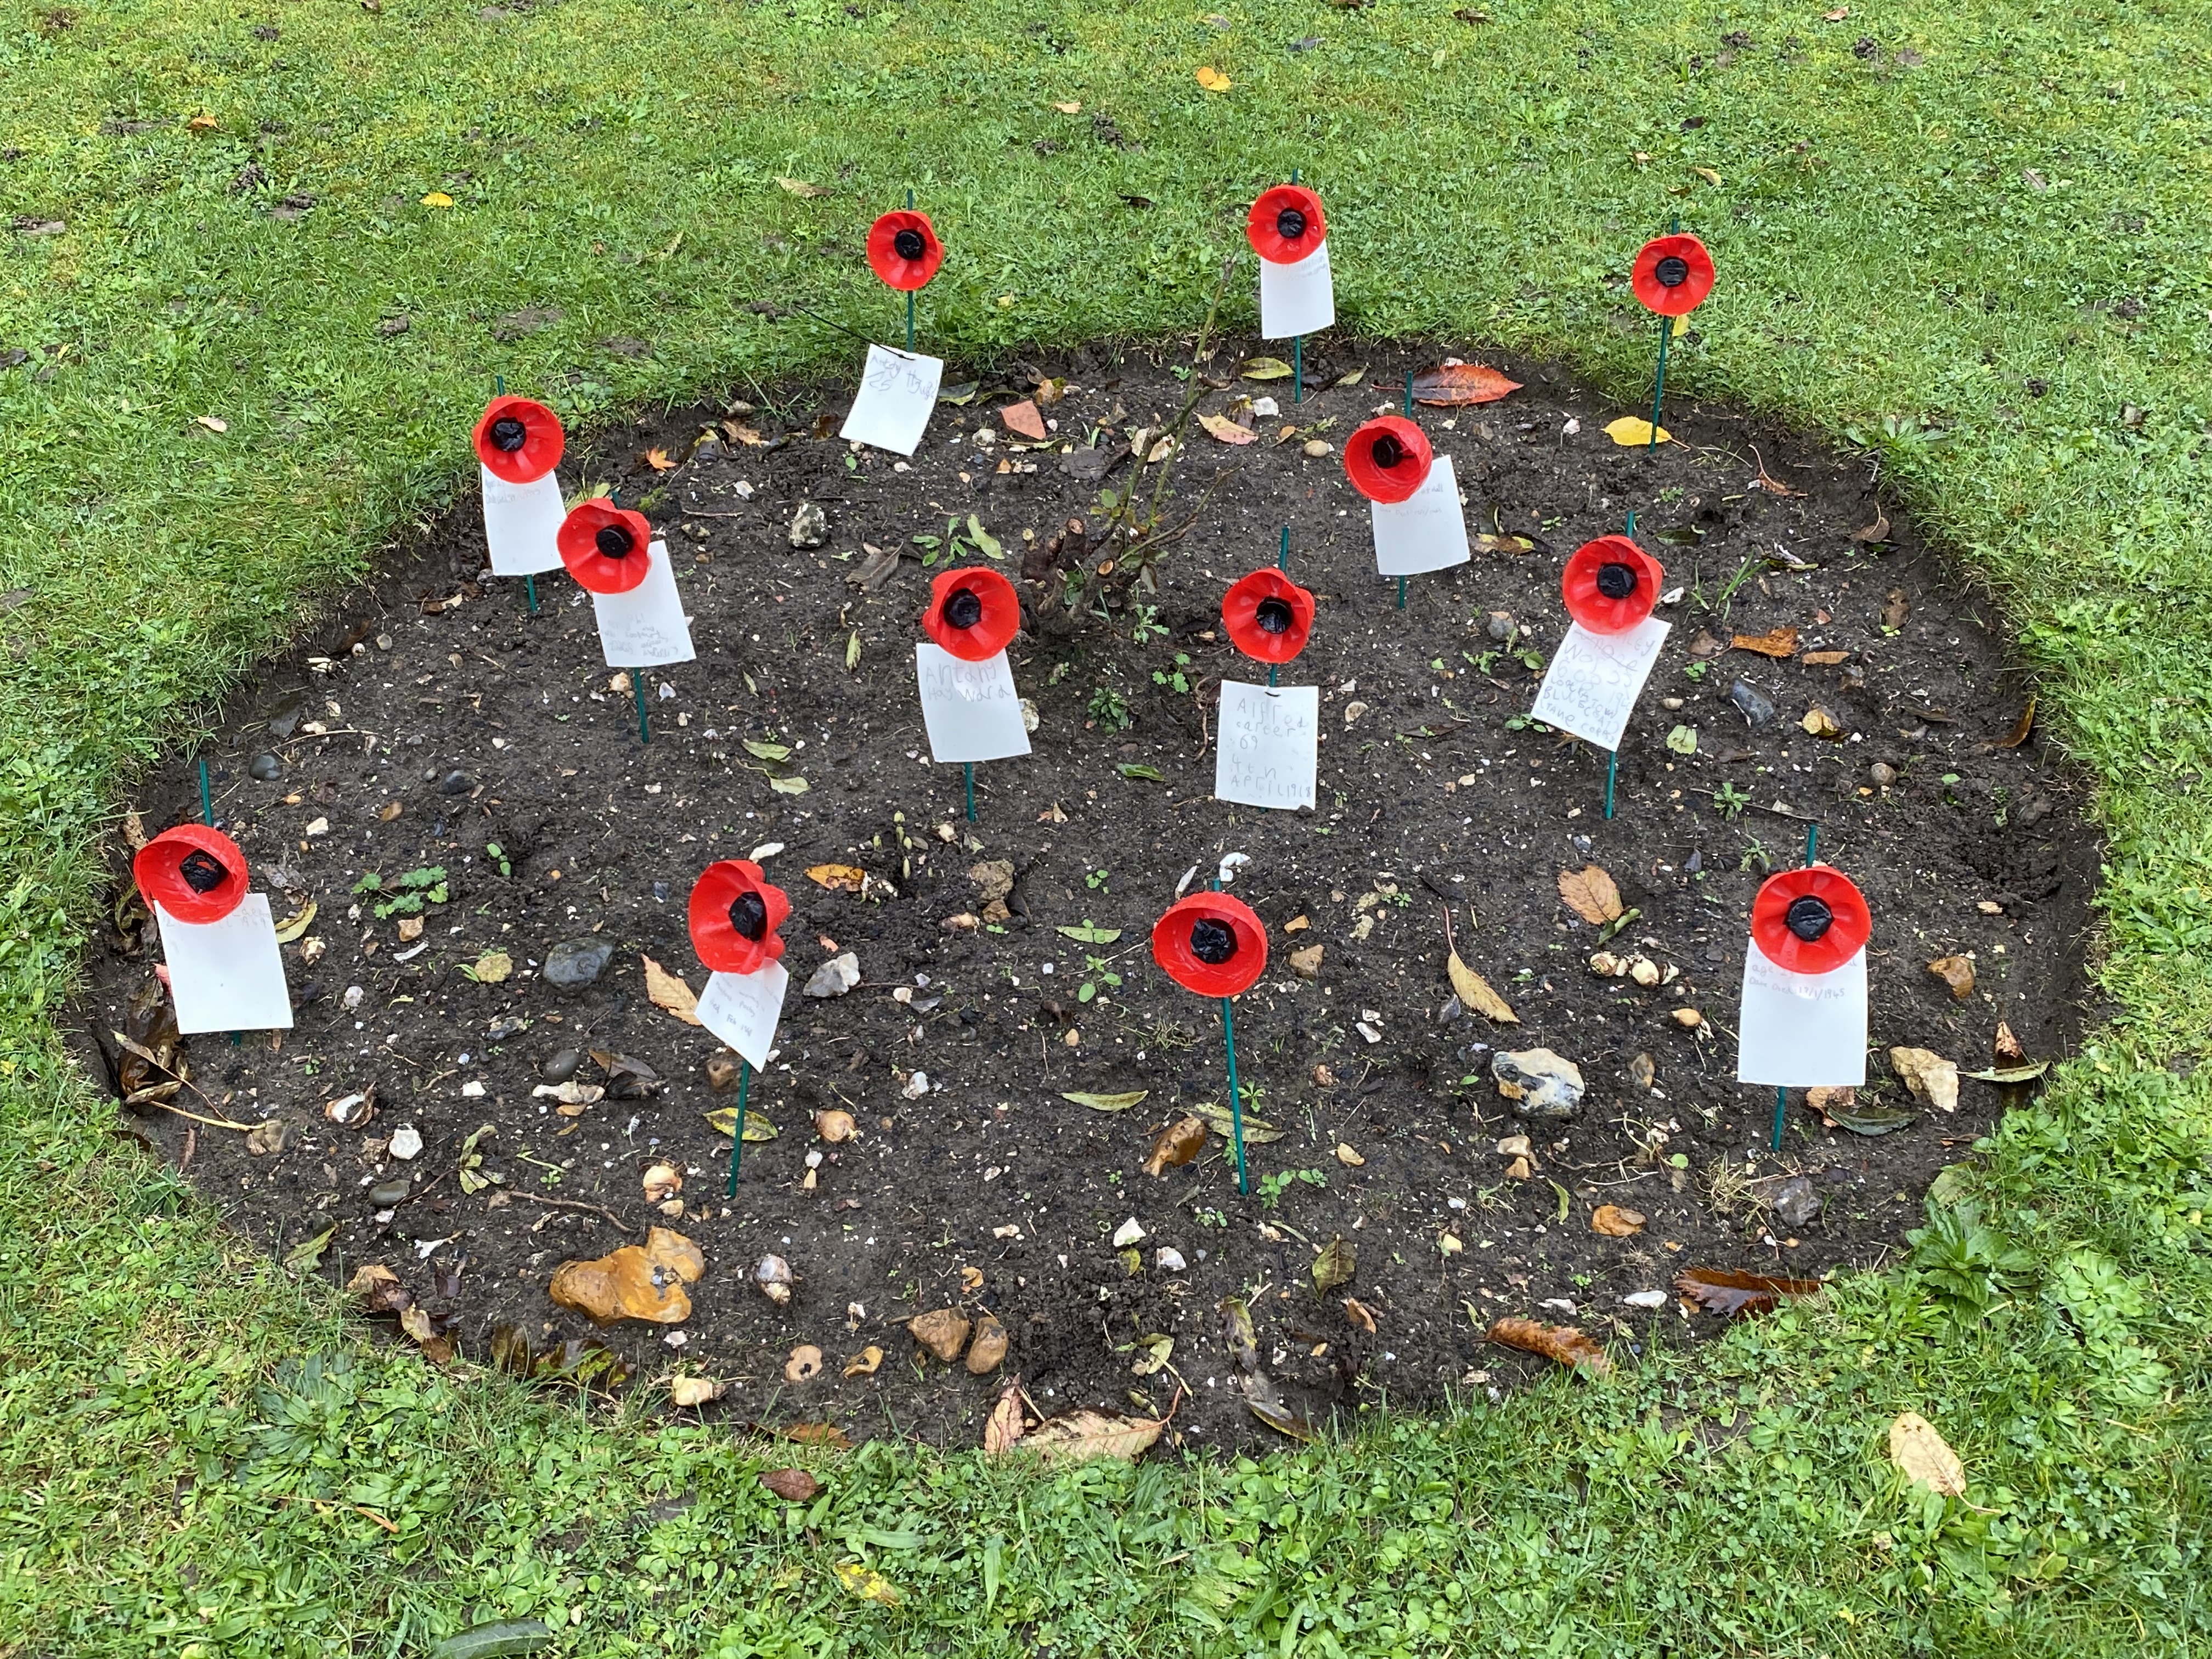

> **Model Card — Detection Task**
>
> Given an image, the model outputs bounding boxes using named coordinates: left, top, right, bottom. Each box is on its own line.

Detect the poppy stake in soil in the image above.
left=1530, top=531, right=1669, bottom=819
left=916, top=566, right=1028, bottom=819
left=1152, top=890, right=1268, bottom=1193
left=475, top=386, right=567, bottom=603
left=1629, top=222, right=1714, bottom=450
left=1737, top=848, right=1869, bottom=1154
left=687, top=860, right=792, bottom=1192
left=1246, top=180, right=1331, bottom=405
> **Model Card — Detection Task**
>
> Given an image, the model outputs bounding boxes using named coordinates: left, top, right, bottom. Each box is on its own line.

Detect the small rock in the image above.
left=245, top=1119, right=293, bottom=1157
left=541, top=1047, right=583, bottom=1082
left=1891, top=1046, right=1960, bottom=1113
left=1869, top=761, right=1897, bottom=787
left=1730, top=679, right=1776, bottom=726
left=249, top=753, right=284, bottom=782
left=804, top=952, right=861, bottom=998
left=789, top=500, right=828, bottom=548
left=387, top=1125, right=424, bottom=1161
left=1628, top=1052, right=1656, bottom=1090
left=543, top=938, right=614, bottom=989
left=901, top=1070, right=930, bottom=1099
left=1301, top=438, right=1333, bottom=458
left=342, top=985, right=365, bottom=1011
left=368, top=1177, right=410, bottom=1207
left=438, top=769, right=474, bottom=795
left=706, top=1053, right=741, bottom=1092
left=754, top=1254, right=794, bottom=1305
left=1288, top=943, right=1325, bottom=979
left=1111, top=1216, right=1146, bottom=1247
left=1485, top=611, right=1517, bottom=643
left=1621, top=1289, right=1669, bottom=1310
left=1773, top=1176, right=1822, bottom=1229
left=965, top=1312, right=1009, bottom=1374
left=1492, top=1047, right=1585, bottom=1120
left=908, top=1307, right=970, bottom=1362
left=1155, top=1246, right=1187, bottom=1272
left=1927, top=954, right=1977, bottom=1001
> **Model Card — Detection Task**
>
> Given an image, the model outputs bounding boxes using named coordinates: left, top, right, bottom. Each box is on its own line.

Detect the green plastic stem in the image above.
left=1604, top=751, right=1617, bottom=820
left=524, top=574, right=538, bottom=616
left=726, top=1060, right=752, bottom=1194
left=1221, top=995, right=1249, bottom=1194
left=197, top=758, right=212, bottom=826
left=1647, top=313, right=1672, bottom=450
left=964, top=761, right=975, bottom=822
left=633, top=672, right=650, bottom=744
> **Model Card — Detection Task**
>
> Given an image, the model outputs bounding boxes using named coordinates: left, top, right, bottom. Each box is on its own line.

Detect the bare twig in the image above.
left=510, top=1189, right=641, bottom=1232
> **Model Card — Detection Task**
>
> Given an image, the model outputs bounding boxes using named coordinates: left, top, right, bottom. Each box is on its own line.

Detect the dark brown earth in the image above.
left=77, top=337, right=2100, bottom=1452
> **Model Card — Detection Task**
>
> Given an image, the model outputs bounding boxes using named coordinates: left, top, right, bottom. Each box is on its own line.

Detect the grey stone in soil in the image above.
left=249, top=753, right=284, bottom=782
left=788, top=500, right=828, bottom=549
left=484, top=1014, right=528, bottom=1042
left=1485, top=611, right=1517, bottom=642
left=541, top=1047, right=583, bottom=1082
left=1869, top=761, right=1898, bottom=787
left=438, top=769, right=475, bottom=795
left=1492, top=1047, right=1585, bottom=1119
left=1730, top=679, right=1777, bottom=726
left=803, top=951, right=861, bottom=998
left=1773, top=1176, right=1823, bottom=1229
left=368, top=1178, right=410, bottom=1208
left=543, top=938, right=614, bottom=990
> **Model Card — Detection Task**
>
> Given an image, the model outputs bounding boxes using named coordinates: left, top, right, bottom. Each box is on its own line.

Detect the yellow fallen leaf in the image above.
left=1888, top=1411, right=1966, bottom=1496
left=808, top=863, right=867, bottom=893
left=1591, top=1204, right=1646, bottom=1237
left=1195, top=65, right=1232, bottom=91
left=272, top=900, right=318, bottom=944
left=1448, top=950, right=1519, bottom=1023
left=641, top=953, right=702, bottom=1025
left=1052, top=99, right=1082, bottom=114
left=187, top=112, right=221, bottom=133
left=419, top=191, right=454, bottom=208
left=1604, top=416, right=1669, bottom=446
left=195, top=415, right=228, bottom=433
left=776, top=176, right=830, bottom=198
left=549, top=1227, right=704, bottom=1326
left=1197, top=412, right=1260, bottom=446
left=643, top=447, right=676, bottom=472
left=834, top=1561, right=903, bottom=1606
left=1692, top=166, right=1723, bottom=187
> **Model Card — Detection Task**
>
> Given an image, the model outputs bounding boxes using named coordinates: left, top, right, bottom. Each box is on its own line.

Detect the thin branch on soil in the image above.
left=511, top=1189, right=643, bottom=1232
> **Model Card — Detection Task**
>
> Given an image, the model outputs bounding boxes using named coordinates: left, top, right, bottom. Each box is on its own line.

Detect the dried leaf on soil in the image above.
left=1131, top=1334, right=1174, bottom=1376
left=1248, top=1399, right=1316, bottom=1441
left=346, top=1262, right=413, bottom=1316
left=785, top=1344, right=823, bottom=1383
left=1342, top=1295, right=1378, bottom=1333
left=834, top=1561, right=902, bottom=1606
left=999, top=399, right=1047, bottom=441
left=843, top=1345, right=884, bottom=1377
left=283, top=1224, right=337, bottom=1276
left=1888, top=1411, right=1966, bottom=1496
left=640, top=955, right=702, bottom=1024
left=1673, top=1267, right=1821, bottom=1319
left=398, top=1304, right=454, bottom=1364
left=1194, top=65, right=1231, bottom=91
left=1312, top=1234, right=1356, bottom=1294
left=776, top=176, right=830, bottom=196
left=966, top=1312, right=1008, bottom=1374
left=490, top=1325, right=634, bottom=1392
left=1557, top=865, right=1624, bottom=926
left=272, top=899, right=317, bottom=943
left=548, top=1227, right=704, bottom=1326
left=1141, top=1114, right=1207, bottom=1176
left=669, top=1375, right=724, bottom=1407
left=1063, top=1089, right=1148, bottom=1111
left=1241, top=356, right=1295, bottom=380
left=1198, top=413, right=1259, bottom=446
left=1927, top=955, right=1976, bottom=1001
left=1183, top=1099, right=1284, bottom=1143
left=983, top=1379, right=1027, bottom=1453
left=1604, top=416, right=1669, bottom=446
left=908, top=1308, right=972, bottom=1362
left=808, top=864, right=867, bottom=893
left=1412, top=363, right=1521, bottom=405
left=1055, top=923, right=1121, bottom=944
left=1485, top=1316, right=1612, bottom=1377
left=761, top=1419, right=850, bottom=1447
left=1995, top=696, right=2035, bottom=749
left=759, top=1466, right=820, bottom=1502
left=1590, top=1204, right=1646, bottom=1237
left=1022, top=1407, right=1166, bottom=1464
left=703, top=1105, right=779, bottom=1141
left=643, top=447, right=676, bottom=472
left=1448, top=950, right=1518, bottom=1022
left=1731, top=627, right=1799, bottom=658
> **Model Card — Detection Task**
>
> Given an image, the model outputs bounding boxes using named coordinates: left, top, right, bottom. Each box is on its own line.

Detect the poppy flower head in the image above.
left=689, top=860, right=792, bottom=977
left=922, top=565, right=1020, bottom=662
left=1246, top=184, right=1327, bottom=264
left=472, top=395, right=565, bottom=484
left=1152, top=891, right=1269, bottom=998
left=1221, top=567, right=1316, bottom=665
left=1561, top=536, right=1664, bottom=635
left=1630, top=233, right=1715, bottom=317
left=556, top=497, right=653, bottom=595
left=1750, top=865, right=1871, bottom=975
left=134, top=823, right=249, bottom=925
left=1343, top=416, right=1434, bottom=504
left=866, top=210, right=944, bottom=291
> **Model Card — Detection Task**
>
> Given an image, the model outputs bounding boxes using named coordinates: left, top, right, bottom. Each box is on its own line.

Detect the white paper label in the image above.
left=695, top=962, right=789, bottom=1071
left=1214, top=681, right=1318, bottom=810
left=916, top=644, right=1031, bottom=763
left=1259, top=239, right=1335, bottom=339
left=156, top=894, right=295, bottom=1034
left=1528, top=616, right=1672, bottom=753
left=1371, top=454, right=1470, bottom=576
left=480, top=465, right=566, bottom=576
left=839, top=343, right=945, bottom=456
left=591, top=540, right=695, bottom=668
left=1735, top=943, right=1867, bottom=1088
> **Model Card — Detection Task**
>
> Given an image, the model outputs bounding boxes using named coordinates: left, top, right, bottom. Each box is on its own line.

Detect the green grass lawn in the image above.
left=4, top=0, right=2211, bottom=1651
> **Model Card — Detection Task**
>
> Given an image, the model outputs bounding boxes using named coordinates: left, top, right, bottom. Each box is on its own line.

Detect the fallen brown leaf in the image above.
left=548, top=1227, right=704, bottom=1326
left=761, top=1420, right=851, bottom=1447
left=1342, top=1296, right=1378, bottom=1333
left=1557, top=865, right=1624, bottom=926
left=1994, top=1021, right=2027, bottom=1065
left=808, top=863, right=866, bottom=893
left=345, top=1263, right=412, bottom=1316
left=1448, top=950, right=1519, bottom=1022
left=643, top=447, right=676, bottom=472
left=843, top=1345, right=884, bottom=1378
left=1888, top=1410, right=1966, bottom=1496
left=398, top=1304, right=453, bottom=1364
left=640, top=955, right=702, bottom=1025
left=983, top=1378, right=1028, bottom=1454
left=1673, top=1267, right=1821, bottom=1319
left=966, top=1312, right=1009, bottom=1374
left=1928, top=955, right=1977, bottom=1001
left=760, top=1466, right=820, bottom=1502
left=1802, top=649, right=1850, bottom=667
left=1731, top=627, right=1799, bottom=659
left=776, top=176, right=830, bottom=197
left=908, top=1308, right=971, bottom=1363
left=1312, top=1235, right=1356, bottom=1294
left=1747, top=445, right=1804, bottom=496
left=1412, top=363, right=1522, bottom=406
left=1853, top=506, right=1891, bottom=543
left=999, top=399, right=1048, bottom=442
left=1591, top=1204, right=1646, bottom=1237
left=1882, top=588, right=1910, bottom=627
left=1485, top=1316, right=1612, bottom=1377
left=1021, top=1407, right=1166, bottom=1464
left=1141, top=1114, right=1207, bottom=1177
left=1995, top=695, right=2035, bottom=749
left=1197, top=411, right=1260, bottom=446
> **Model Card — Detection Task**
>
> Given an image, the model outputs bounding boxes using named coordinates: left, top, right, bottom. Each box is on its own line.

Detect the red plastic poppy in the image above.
left=1245, top=184, right=1327, bottom=265
left=1221, top=568, right=1316, bottom=665
left=471, top=395, right=565, bottom=484
left=689, top=860, right=792, bottom=977
left=556, top=498, right=653, bottom=595
left=134, top=823, right=249, bottom=925
left=1750, top=866, right=1871, bottom=977
left=1561, top=536, right=1665, bottom=635
left=1344, top=416, right=1433, bottom=504
left=1152, top=891, right=1268, bottom=998
left=922, top=566, right=1020, bottom=662
left=1630, top=233, right=1714, bottom=317
left=866, top=210, right=944, bottom=292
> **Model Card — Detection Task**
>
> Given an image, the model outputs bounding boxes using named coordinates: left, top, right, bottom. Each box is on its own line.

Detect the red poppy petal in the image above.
left=1751, top=866, right=1870, bottom=975
left=867, top=211, right=944, bottom=292
left=1561, top=537, right=1663, bottom=635
left=557, top=500, right=653, bottom=594
left=473, top=396, right=565, bottom=484
left=1630, top=234, right=1715, bottom=317
left=1152, top=893, right=1268, bottom=997
left=923, top=566, right=1020, bottom=661
left=1246, top=185, right=1327, bottom=265
left=689, top=860, right=789, bottom=975
left=135, top=824, right=250, bottom=924
left=1344, top=416, right=1433, bottom=504
left=1222, top=568, right=1316, bottom=664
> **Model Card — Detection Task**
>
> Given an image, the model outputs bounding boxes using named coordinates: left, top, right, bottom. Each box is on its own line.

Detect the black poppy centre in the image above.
left=1595, top=562, right=1640, bottom=600
left=1276, top=207, right=1308, bottom=242
left=1654, top=255, right=1690, bottom=289
left=893, top=228, right=927, bottom=261
left=1254, top=597, right=1295, bottom=635
left=489, top=416, right=528, bottom=453
left=1189, top=917, right=1238, bottom=965
left=727, top=890, right=769, bottom=941
left=178, top=850, right=229, bottom=894
left=1785, top=895, right=1835, bottom=942
left=1369, top=433, right=1405, bottom=470
left=595, top=524, right=635, bottom=559
left=944, top=588, right=984, bottom=629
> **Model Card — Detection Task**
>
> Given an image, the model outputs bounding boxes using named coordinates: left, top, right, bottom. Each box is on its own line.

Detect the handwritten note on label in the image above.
left=840, top=344, right=945, bottom=456
left=1371, top=454, right=1470, bottom=576
left=1214, top=681, right=1318, bottom=810
left=1736, top=942, right=1867, bottom=1088
left=696, top=962, right=789, bottom=1071
left=591, top=539, right=696, bottom=668
left=1259, top=239, right=1335, bottom=339
left=916, top=644, right=1031, bottom=763
left=156, top=893, right=295, bottom=1034
left=480, top=464, right=566, bottom=576
left=1528, top=616, right=1671, bottom=753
